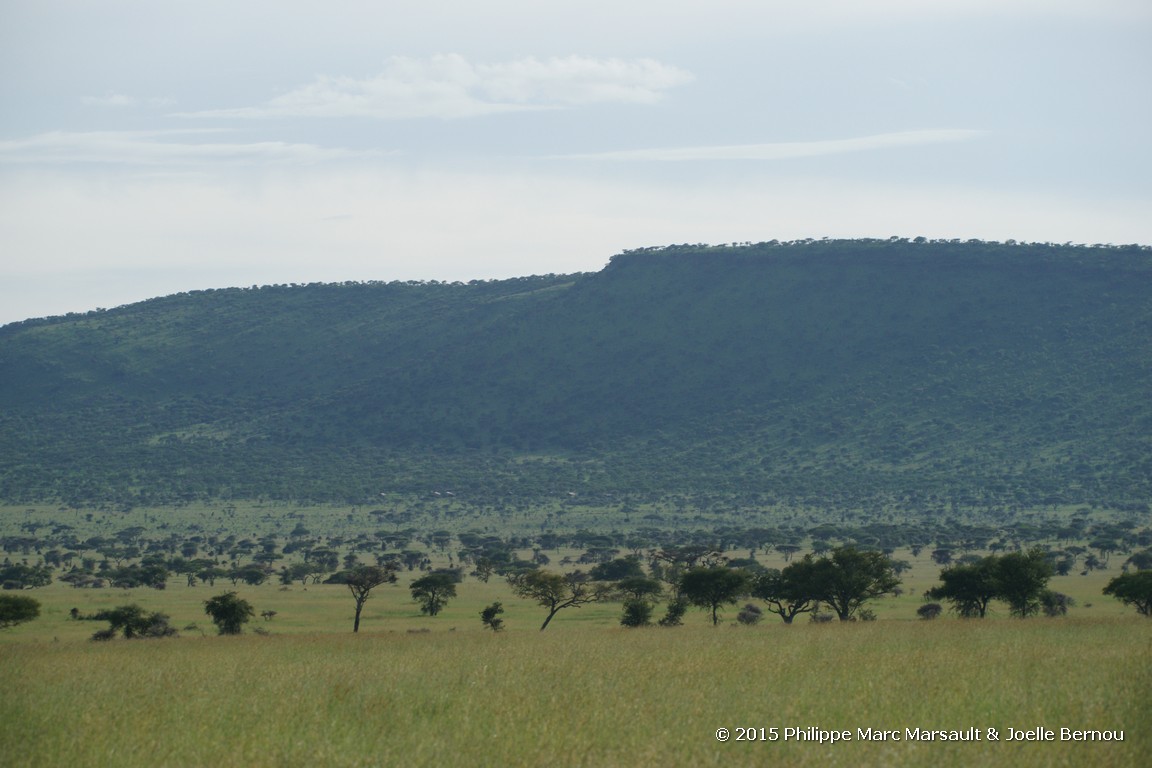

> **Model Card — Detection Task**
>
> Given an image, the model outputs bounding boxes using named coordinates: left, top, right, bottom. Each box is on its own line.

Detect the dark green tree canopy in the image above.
left=0, top=563, right=52, bottom=589
left=409, top=572, right=457, bottom=616
left=927, top=550, right=1054, bottom=619
left=1103, top=571, right=1152, bottom=617
left=0, top=594, right=40, bottom=629
left=679, top=567, right=750, bottom=626
left=203, top=592, right=255, bottom=635
left=508, top=569, right=607, bottom=631
left=750, top=561, right=818, bottom=624
left=589, top=556, right=645, bottom=582
left=992, top=549, right=1054, bottom=618
left=927, top=557, right=1000, bottom=618
left=335, top=565, right=398, bottom=632
left=91, top=604, right=177, bottom=640
left=807, top=547, right=901, bottom=621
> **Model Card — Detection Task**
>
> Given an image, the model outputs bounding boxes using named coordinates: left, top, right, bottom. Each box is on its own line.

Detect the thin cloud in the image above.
left=0, top=131, right=386, bottom=166
left=81, top=93, right=138, bottom=108
left=177, top=54, right=695, bottom=120
left=82, top=93, right=178, bottom=108
left=558, top=130, right=988, bottom=161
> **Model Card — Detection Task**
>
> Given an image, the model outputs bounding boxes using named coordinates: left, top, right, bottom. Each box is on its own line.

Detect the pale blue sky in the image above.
left=2, top=0, right=1149, bottom=324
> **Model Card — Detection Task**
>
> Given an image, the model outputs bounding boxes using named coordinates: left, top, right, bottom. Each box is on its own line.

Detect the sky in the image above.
left=1, top=0, right=1150, bottom=325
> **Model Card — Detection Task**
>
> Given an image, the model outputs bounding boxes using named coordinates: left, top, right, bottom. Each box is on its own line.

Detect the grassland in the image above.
left=3, top=554, right=1150, bottom=768
left=3, top=614, right=1148, bottom=768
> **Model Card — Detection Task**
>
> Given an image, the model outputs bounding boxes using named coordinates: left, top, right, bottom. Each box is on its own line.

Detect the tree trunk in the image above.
left=539, top=607, right=561, bottom=631
left=353, top=603, right=364, bottom=632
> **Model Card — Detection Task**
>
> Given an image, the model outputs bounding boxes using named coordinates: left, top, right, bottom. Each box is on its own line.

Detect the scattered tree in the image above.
left=775, top=544, right=803, bottom=562
left=91, top=604, right=177, bottom=640
left=614, top=576, right=664, bottom=602
left=927, top=558, right=999, bottom=618
left=0, top=563, right=52, bottom=590
left=335, top=565, right=398, bottom=632
left=994, top=549, right=1053, bottom=618
left=0, top=594, right=40, bottom=629
left=620, top=598, right=654, bottom=627
left=480, top=601, right=505, bottom=632
left=807, top=547, right=901, bottom=621
left=203, top=592, right=255, bottom=635
left=1103, top=571, right=1152, bottom=617
left=409, top=572, right=457, bottom=616
left=589, top=556, right=645, bottom=581
left=658, top=597, right=688, bottom=627
left=1040, top=590, right=1074, bottom=617
left=917, top=603, right=943, bottom=620
left=679, top=567, right=750, bottom=626
left=1125, top=549, right=1152, bottom=571
left=507, top=570, right=606, bottom=631
left=750, top=563, right=817, bottom=624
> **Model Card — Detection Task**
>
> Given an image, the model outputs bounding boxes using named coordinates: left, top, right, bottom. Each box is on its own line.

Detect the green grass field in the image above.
left=3, top=561, right=1150, bottom=768
left=2, top=616, right=1148, bottom=767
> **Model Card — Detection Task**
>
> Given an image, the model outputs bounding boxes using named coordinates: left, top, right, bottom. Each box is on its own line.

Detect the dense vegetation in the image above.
left=1, top=238, right=1149, bottom=513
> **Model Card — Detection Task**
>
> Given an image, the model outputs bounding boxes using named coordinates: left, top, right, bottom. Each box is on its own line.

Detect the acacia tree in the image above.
left=338, top=565, right=398, bottom=632
left=203, top=592, right=255, bottom=635
left=679, top=567, right=750, bottom=626
left=92, top=604, right=177, bottom=640
left=0, top=594, right=40, bottom=629
left=808, top=547, right=900, bottom=621
left=927, top=557, right=999, bottom=618
left=1103, top=571, right=1152, bottom=617
left=751, top=562, right=818, bottom=624
left=508, top=570, right=606, bottom=631
left=480, top=601, right=505, bottom=632
left=993, top=549, right=1053, bottom=618
left=410, top=572, right=457, bottom=616
left=614, top=576, right=664, bottom=602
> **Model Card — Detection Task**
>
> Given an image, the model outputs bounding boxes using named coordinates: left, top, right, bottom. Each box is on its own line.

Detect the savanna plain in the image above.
left=2, top=504, right=1149, bottom=768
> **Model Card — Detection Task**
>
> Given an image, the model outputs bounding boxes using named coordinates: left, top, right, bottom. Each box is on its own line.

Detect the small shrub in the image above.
left=480, top=602, right=505, bottom=632
left=620, top=599, right=653, bottom=628
left=658, top=597, right=688, bottom=627
left=736, top=603, right=763, bottom=626
left=1041, top=591, right=1074, bottom=617
left=917, top=603, right=943, bottom=620
left=90, top=604, right=177, bottom=640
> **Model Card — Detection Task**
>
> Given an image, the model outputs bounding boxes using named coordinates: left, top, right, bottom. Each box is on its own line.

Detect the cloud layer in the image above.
left=558, top=130, right=989, bottom=162
left=178, top=55, right=695, bottom=120
left=0, top=131, right=380, bottom=165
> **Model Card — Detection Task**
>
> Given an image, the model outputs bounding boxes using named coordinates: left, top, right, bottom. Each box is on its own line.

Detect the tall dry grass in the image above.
left=2, top=617, right=1148, bottom=767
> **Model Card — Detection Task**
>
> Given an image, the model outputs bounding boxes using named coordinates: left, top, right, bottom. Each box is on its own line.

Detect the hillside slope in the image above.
left=1, top=239, right=1149, bottom=510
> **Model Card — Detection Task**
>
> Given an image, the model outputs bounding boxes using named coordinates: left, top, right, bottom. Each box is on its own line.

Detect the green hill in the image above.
left=1, top=238, right=1149, bottom=511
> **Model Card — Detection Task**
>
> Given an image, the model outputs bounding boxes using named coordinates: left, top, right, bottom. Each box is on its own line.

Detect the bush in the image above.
left=480, top=601, right=505, bottom=632
left=90, top=604, right=177, bottom=640
left=917, top=603, right=943, bottom=620
left=0, top=594, right=41, bottom=629
left=736, top=603, right=763, bottom=625
left=203, top=592, right=255, bottom=635
left=658, top=597, right=688, bottom=627
left=1040, top=591, right=1074, bottom=617
left=620, top=599, right=653, bottom=627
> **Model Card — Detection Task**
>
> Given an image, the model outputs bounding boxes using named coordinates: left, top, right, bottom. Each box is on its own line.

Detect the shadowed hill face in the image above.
left=1, top=239, right=1149, bottom=507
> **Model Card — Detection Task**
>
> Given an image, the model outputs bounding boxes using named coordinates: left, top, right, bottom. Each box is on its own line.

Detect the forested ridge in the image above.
left=1, top=238, right=1149, bottom=511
